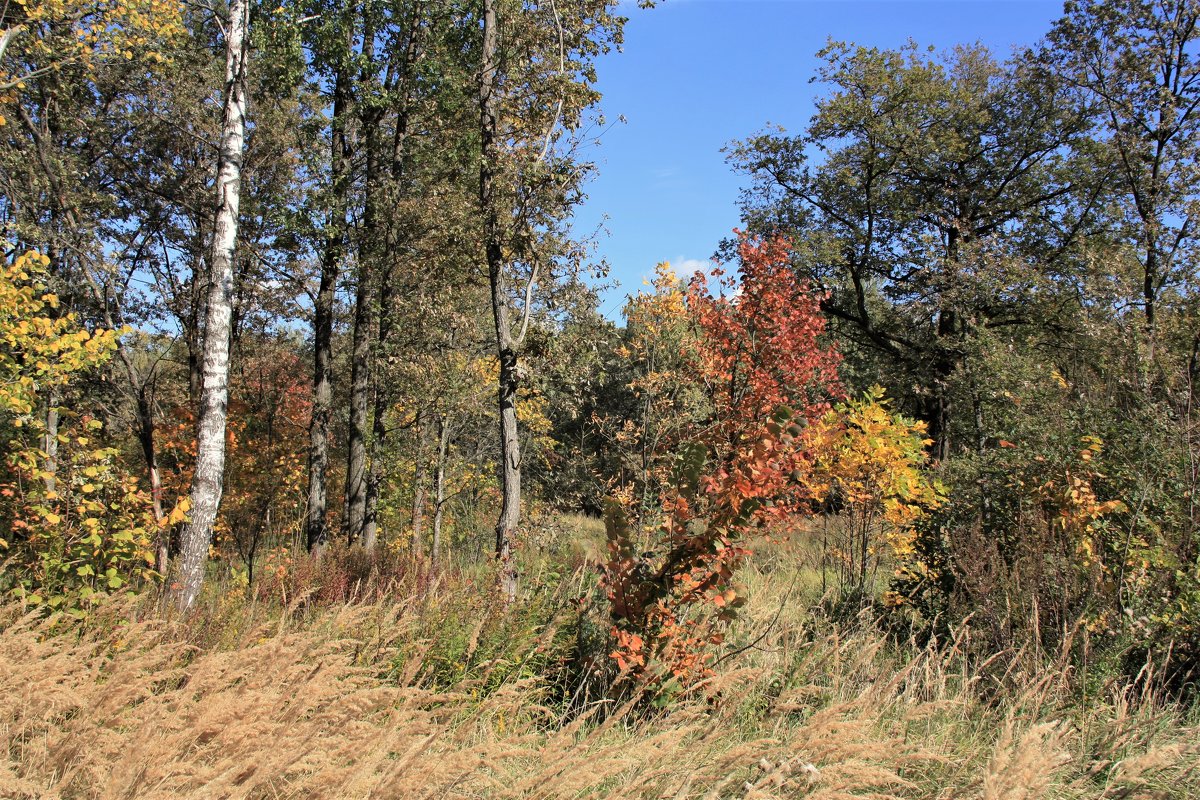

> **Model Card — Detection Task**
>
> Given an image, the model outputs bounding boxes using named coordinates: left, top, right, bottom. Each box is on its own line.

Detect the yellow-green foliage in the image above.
left=0, top=252, right=119, bottom=418
left=807, top=387, right=944, bottom=599
left=0, top=0, right=184, bottom=102
left=0, top=251, right=162, bottom=618
left=4, top=433, right=166, bottom=617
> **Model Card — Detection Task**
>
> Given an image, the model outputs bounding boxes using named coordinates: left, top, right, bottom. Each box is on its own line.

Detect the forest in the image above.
left=1, top=0, right=1200, bottom=796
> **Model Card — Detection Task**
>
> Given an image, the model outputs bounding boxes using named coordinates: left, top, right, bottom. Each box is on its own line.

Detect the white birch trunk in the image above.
left=176, top=0, right=249, bottom=613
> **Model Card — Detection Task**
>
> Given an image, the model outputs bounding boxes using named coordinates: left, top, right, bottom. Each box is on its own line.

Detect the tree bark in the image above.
left=479, top=0, right=519, bottom=602
left=406, top=407, right=428, bottom=557
left=361, top=269, right=395, bottom=552
left=343, top=262, right=373, bottom=544
left=176, top=0, right=249, bottom=613
left=305, top=55, right=351, bottom=554
left=187, top=250, right=205, bottom=403
left=41, top=388, right=59, bottom=494
left=133, top=381, right=168, bottom=572
left=305, top=239, right=337, bottom=552
left=431, top=413, right=450, bottom=570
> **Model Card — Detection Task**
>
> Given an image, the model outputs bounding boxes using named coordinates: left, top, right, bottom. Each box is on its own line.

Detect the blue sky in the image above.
left=572, top=0, right=1064, bottom=318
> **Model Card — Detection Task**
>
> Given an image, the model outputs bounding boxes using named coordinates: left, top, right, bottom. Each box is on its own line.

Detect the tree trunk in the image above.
left=362, top=8, right=421, bottom=553
left=80, top=264, right=169, bottom=570
left=133, top=382, right=168, bottom=573
left=479, top=0, right=519, bottom=602
left=187, top=237, right=207, bottom=404
left=342, top=14, right=384, bottom=547
left=361, top=217, right=396, bottom=553
left=41, top=388, right=59, bottom=494
left=431, top=413, right=450, bottom=570
left=927, top=307, right=958, bottom=462
left=305, top=246, right=336, bottom=552
left=362, top=276, right=393, bottom=552
left=410, top=408, right=429, bottom=557
left=1143, top=242, right=1159, bottom=366
left=1144, top=245, right=1158, bottom=335
left=176, top=0, right=249, bottom=613
left=40, top=242, right=63, bottom=494
left=343, top=266, right=372, bottom=544
left=305, top=57, right=351, bottom=554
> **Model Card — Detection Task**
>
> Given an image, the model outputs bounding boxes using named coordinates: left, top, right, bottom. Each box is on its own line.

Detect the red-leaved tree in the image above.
left=604, top=234, right=841, bottom=685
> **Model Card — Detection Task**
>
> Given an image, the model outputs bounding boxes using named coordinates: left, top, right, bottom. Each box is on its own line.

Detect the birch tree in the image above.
left=176, top=0, right=250, bottom=612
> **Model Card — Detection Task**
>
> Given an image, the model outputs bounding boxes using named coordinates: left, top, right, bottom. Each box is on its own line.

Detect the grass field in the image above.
left=2, top=518, right=1197, bottom=799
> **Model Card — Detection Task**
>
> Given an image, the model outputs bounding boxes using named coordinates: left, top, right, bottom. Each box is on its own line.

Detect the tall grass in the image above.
left=1, top=531, right=1197, bottom=799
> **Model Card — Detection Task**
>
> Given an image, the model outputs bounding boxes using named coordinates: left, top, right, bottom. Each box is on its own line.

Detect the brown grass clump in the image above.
left=1, top=549, right=1198, bottom=799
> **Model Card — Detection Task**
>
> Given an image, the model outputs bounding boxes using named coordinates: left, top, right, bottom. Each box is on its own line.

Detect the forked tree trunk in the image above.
left=479, top=0, right=519, bottom=602
left=176, top=0, right=249, bottom=613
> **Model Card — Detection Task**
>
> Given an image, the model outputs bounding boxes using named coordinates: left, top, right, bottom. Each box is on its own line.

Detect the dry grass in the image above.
left=1, top=543, right=1198, bottom=799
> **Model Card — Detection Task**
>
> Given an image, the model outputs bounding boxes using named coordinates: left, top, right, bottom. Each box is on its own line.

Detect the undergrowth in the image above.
left=1, top=530, right=1197, bottom=799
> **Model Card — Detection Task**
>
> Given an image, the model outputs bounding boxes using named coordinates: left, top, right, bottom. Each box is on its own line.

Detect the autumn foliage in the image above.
left=604, top=234, right=842, bottom=684
left=0, top=252, right=162, bottom=616
left=157, top=344, right=312, bottom=582
left=806, top=388, right=944, bottom=604
left=686, top=235, right=841, bottom=436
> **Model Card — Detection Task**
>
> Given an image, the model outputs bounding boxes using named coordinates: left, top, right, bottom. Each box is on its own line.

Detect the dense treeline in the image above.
left=1, top=0, right=1198, bottom=699
left=727, top=2, right=1200, bottom=685
left=0, top=0, right=630, bottom=605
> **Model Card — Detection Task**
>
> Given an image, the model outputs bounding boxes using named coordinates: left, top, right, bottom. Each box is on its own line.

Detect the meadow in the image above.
left=3, top=516, right=1196, bottom=800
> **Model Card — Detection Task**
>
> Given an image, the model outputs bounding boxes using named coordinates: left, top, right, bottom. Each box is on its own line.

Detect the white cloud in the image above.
left=631, top=255, right=717, bottom=292
left=664, top=255, right=747, bottom=300
left=672, top=257, right=711, bottom=275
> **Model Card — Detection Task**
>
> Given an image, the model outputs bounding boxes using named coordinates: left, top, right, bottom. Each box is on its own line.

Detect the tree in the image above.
left=1048, top=0, right=1200, bottom=348
left=176, top=0, right=250, bottom=612
left=476, top=0, right=626, bottom=599
left=605, top=235, right=842, bottom=683
left=594, top=263, right=706, bottom=519
left=0, top=250, right=167, bottom=617
left=806, top=387, right=943, bottom=599
left=477, top=0, right=519, bottom=598
left=303, top=33, right=350, bottom=552
left=328, top=0, right=479, bottom=550
left=728, top=42, right=1089, bottom=458
left=0, top=0, right=211, bottom=582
